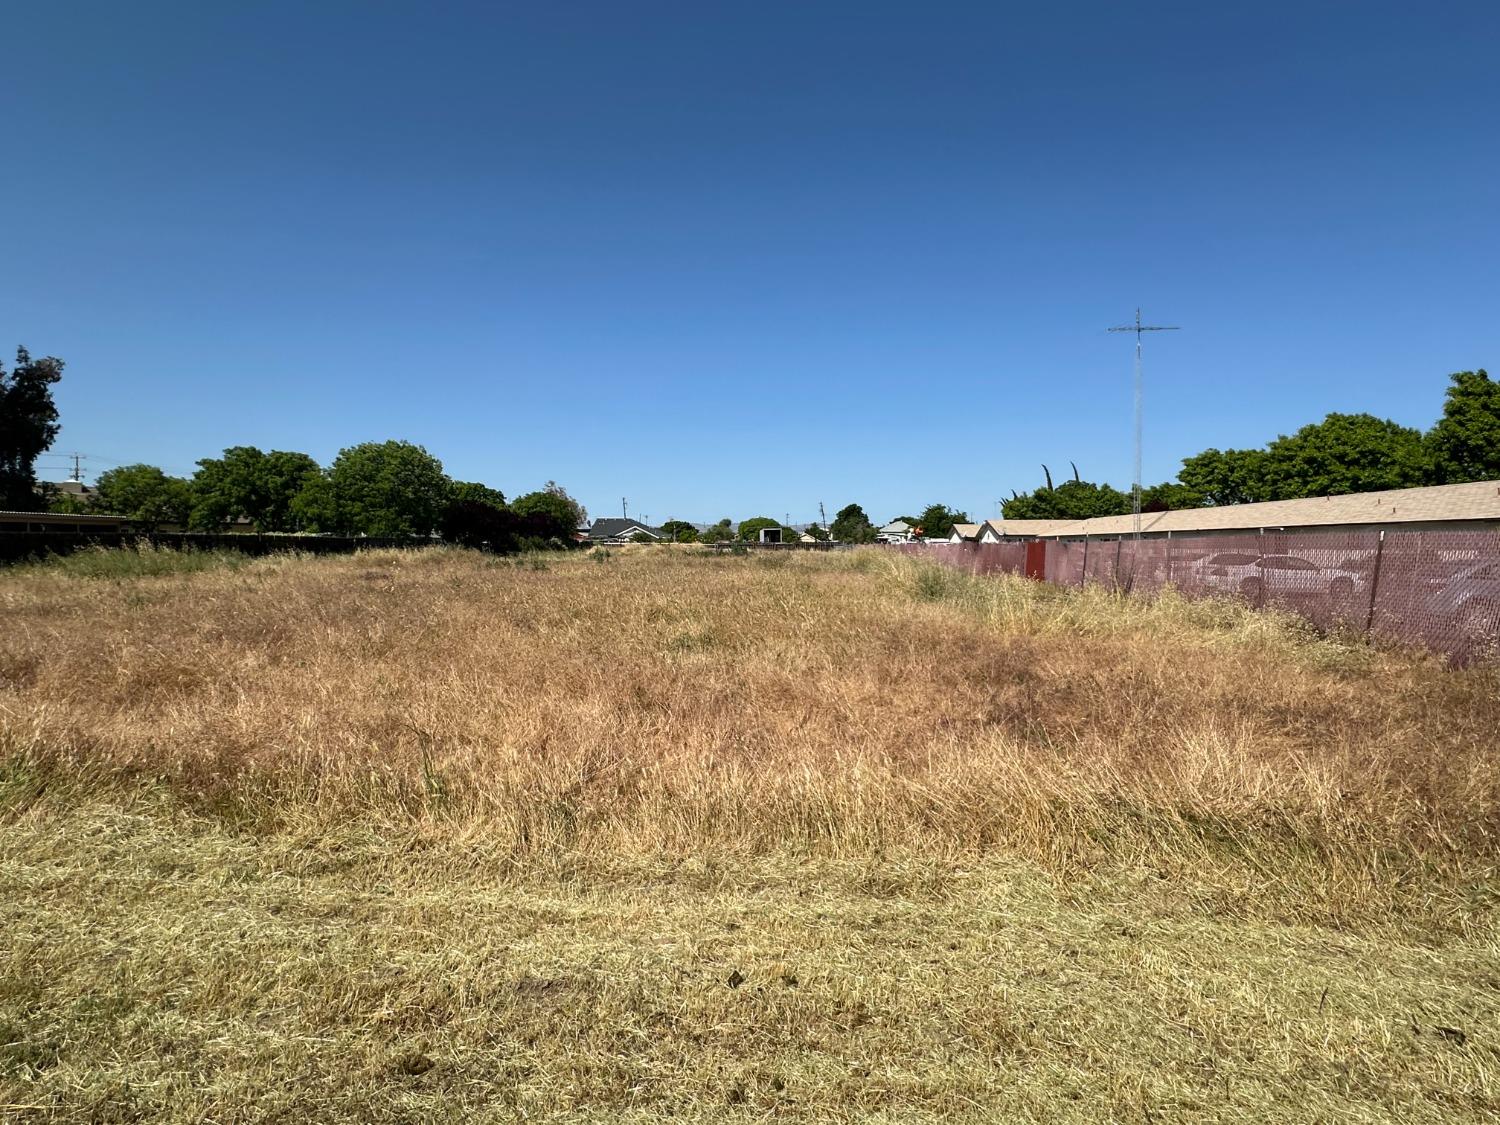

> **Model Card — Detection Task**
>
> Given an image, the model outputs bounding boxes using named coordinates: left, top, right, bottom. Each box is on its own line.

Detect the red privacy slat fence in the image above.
left=899, top=530, right=1500, bottom=663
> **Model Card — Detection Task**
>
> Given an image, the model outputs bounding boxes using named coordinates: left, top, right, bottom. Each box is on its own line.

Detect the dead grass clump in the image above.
left=1, top=546, right=1497, bottom=911
left=4, top=546, right=1500, bottom=1120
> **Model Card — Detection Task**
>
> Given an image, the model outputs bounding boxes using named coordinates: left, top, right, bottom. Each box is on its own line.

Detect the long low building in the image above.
left=1032, top=479, right=1500, bottom=540
left=0, top=510, right=129, bottom=533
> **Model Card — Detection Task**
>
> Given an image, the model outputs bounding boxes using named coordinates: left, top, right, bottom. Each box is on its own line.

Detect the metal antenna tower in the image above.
left=1108, top=309, right=1180, bottom=538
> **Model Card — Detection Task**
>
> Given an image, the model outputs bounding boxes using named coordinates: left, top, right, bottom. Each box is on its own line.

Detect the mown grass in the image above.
left=1, top=546, right=1497, bottom=1122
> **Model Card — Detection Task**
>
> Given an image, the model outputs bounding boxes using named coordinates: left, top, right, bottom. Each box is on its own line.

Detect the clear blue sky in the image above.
left=4, top=2, right=1496, bottom=525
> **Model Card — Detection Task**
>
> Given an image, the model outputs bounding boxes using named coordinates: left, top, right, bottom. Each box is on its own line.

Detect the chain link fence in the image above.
left=900, top=530, right=1500, bottom=663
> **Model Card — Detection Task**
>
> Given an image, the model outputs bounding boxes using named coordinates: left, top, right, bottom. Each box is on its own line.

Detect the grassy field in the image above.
left=2, top=544, right=1497, bottom=1122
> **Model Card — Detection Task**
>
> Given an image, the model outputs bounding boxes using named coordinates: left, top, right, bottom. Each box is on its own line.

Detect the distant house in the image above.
left=877, top=520, right=915, bottom=543
left=946, top=523, right=982, bottom=543
left=585, top=518, right=663, bottom=544
left=978, top=519, right=1078, bottom=543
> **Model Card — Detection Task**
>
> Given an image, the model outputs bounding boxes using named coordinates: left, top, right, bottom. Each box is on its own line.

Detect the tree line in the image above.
left=652, top=503, right=973, bottom=544
left=3, top=345, right=584, bottom=550
left=59, top=441, right=584, bottom=549
left=1004, top=369, right=1499, bottom=519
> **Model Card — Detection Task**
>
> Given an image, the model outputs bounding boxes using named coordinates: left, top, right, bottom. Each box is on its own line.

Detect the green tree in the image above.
left=44, top=486, right=92, bottom=514
left=914, top=503, right=969, bottom=539
left=1138, top=481, right=1205, bottom=512
left=737, top=516, right=794, bottom=542
left=92, top=464, right=193, bottom=529
left=1260, top=413, right=1432, bottom=499
left=700, top=518, right=735, bottom=543
left=659, top=519, right=698, bottom=543
left=1428, top=369, right=1500, bottom=484
left=0, top=346, right=64, bottom=511
left=830, top=503, right=876, bottom=543
left=511, top=484, right=583, bottom=541
left=190, top=447, right=322, bottom=531
left=803, top=523, right=829, bottom=541
left=290, top=473, right=339, bottom=532
left=1177, top=448, right=1271, bottom=506
left=438, top=481, right=513, bottom=550
left=307, top=441, right=450, bottom=537
left=448, top=480, right=508, bottom=510
left=1002, top=478, right=1130, bottom=520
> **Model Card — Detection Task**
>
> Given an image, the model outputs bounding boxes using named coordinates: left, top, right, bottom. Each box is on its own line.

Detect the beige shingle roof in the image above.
left=949, top=523, right=982, bottom=539
left=1034, top=480, right=1500, bottom=538
left=983, top=518, right=1080, bottom=537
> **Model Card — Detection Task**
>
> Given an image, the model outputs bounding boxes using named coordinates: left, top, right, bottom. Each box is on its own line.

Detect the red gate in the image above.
left=1025, top=540, right=1047, bottom=581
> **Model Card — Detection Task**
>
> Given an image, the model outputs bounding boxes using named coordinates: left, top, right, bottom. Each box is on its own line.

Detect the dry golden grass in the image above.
left=2, top=545, right=1498, bottom=1121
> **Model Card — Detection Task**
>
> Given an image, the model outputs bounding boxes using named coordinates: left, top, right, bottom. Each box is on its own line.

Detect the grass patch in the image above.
left=5, top=541, right=252, bottom=580
left=1, top=547, right=1498, bottom=1120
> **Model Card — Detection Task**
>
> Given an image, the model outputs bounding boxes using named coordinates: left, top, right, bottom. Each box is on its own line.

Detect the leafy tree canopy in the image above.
left=1139, top=481, right=1206, bottom=512
left=1428, top=369, right=1500, bottom=484
left=510, top=481, right=585, bottom=530
left=92, top=464, right=193, bottom=529
left=659, top=519, right=698, bottom=542
left=310, top=440, right=450, bottom=537
left=914, top=503, right=970, bottom=539
left=190, top=446, right=321, bottom=531
left=0, top=346, right=64, bottom=511
left=511, top=485, right=582, bottom=542
left=830, top=503, right=876, bottom=543
left=1176, top=448, right=1270, bottom=507
left=1259, top=413, right=1431, bottom=499
left=448, top=480, right=508, bottom=510
left=43, top=486, right=91, bottom=515
left=699, top=519, right=735, bottom=543
left=1002, top=478, right=1130, bottom=520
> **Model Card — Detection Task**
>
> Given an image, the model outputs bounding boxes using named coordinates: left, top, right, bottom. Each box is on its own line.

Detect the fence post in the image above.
left=1166, top=533, right=1173, bottom=587
left=1364, top=529, right=1386, bottom=634
left=1114, top=538, right=1123, bottom=592
left=1080, top=537, right=1088, bottom=587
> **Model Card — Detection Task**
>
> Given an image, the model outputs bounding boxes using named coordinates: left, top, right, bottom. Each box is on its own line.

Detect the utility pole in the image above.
left=622, top=497, right=627, bottom=519
left=818, top=501, right=827, bottom=537
left=69, top=453, right=83, bottom=482
left=1108, top=309, right=1180, bottom=539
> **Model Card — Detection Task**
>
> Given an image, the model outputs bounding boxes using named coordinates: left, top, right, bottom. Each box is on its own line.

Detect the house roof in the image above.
left=587, top=518, right=662, bottom=539
left=982, top=518, right=1080, bottom=537
left=1034, top=480, right=1500, bottom=538
left=949, top=523, right=982, bottom=540
left=880, top=520, right=912, bottom=534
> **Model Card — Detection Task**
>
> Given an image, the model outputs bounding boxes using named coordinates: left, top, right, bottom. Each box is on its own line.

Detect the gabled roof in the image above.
left=1035, top=480, right=1500, bottom=538
left=982, top=518, right=1079, bottom=538
left=588, top=518, right=662, bottom=539
left=949, top=523, right=982, bottom=540
left=880, top=520, right=912, bottom=534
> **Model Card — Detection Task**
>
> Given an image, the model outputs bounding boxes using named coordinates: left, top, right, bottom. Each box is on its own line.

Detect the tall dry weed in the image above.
left=1, top=546, right=1496, bottom=915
